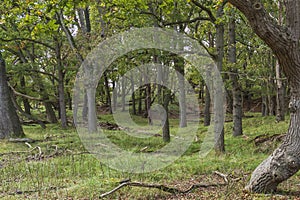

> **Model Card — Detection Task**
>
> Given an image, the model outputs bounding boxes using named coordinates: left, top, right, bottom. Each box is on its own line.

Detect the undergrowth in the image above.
left=0, top=113, right=299, bottom=199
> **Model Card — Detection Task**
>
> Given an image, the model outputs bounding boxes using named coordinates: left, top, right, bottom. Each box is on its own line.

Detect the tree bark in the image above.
left=112, top=80, right=117, bottom=112
left=162, top=89, right=171, bottom=143
left=275, top=1, right=285, bottom=122
left=204, top=85, right=211, bottom=126
left=0, top=52, right=24, bottom=139
left=55, top=37, right=67, bottom=128
left=174, top=57, right=187, bottom=128
left=214, top=4, right=225, bottom=153
left=121, top=76, right=126, bottom=112
left=104, top=72, right=113, bottom=114
left=228, top=11, right=243, bottom=136
left=275, top=59, right=286, bottom=121
left=228, top=0, right=300, bottom=193
left=130, top=72, right=136, bottom=115
left=20, top=76, right=31, bottom=115
left=138, top=74, right=143, bottom=115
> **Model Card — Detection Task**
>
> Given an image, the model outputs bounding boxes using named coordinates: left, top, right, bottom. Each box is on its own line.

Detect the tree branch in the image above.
left=8, top=83, right=44, bottom=101
left=227, top=0, right=290, bottom=53
left=56, top=10, right=84, bottom=63
left=25, top=69, right=59, bottom=82
left=164, top=16, right=211, bottom=26
left=0, top=38, right=55, bottom=51
left=190, top=0, right=216, bottom=22
left=100, top=181, right=226, bottom=198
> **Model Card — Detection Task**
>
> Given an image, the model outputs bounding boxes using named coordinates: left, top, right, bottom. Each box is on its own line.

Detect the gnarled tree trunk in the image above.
left=0, top=52, right=24, bottom=139
left=228, top=0, right=300, bottom=193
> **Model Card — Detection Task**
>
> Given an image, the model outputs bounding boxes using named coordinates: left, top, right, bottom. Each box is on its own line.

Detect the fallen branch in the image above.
left=8, top=138, right=35, bottom=143
left=100, top=181, right=226, bottom=198
left=214, top=171, right=228, bottom=183
left=251, top=133, right=286, bottom=146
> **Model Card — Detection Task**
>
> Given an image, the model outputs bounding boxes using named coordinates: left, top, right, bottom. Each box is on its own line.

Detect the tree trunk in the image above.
left=87, top=87, right=97, bottom=132
left=144, top=68, right=152, bottom=125
left=130, top=72, right=136, bottom=115
left=20, top=76, right=31, bottom=115
left=121, top=76, right=126, bottom=112
left=138, top=75, right=143, bottom=115
left=275, top=1, right=285, bottom=121
left=174, top=57, right=187, bottom=128
left=275, top=59, right=286, bottom=121
left=228, top=0, right=300, bottom=193
left=112, top=80, right=117, bottom=112
left=261, top=95, right=268, bottom=117
left=162, top=89, right=171, bottom=143
left=104, top=72, right=113, bottom=114
left=55, top=38, right=67, bottom=129
left=0, top=52, right=24, bottom=139
left=214, top=4, right=225, bottom=153
left=228, top=11, right=243, bottom=136
left=204, top=85, right=211, bottom=126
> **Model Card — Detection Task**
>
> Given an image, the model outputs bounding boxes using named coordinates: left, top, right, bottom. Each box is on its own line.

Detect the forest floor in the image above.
left=1, top=113, right=300, bottom=199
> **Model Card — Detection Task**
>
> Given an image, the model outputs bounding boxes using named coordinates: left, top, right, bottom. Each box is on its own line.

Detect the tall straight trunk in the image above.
left=112, top=80, right=117, bottom=112
left=55, top=38, right=67, bottom=128
left=228, top=11, right=243, bottom=136
left=276, top=59, right=285, bottom=121
left=214, top=4, right=225, bottom=153
left=204, top=85, right=211, bottom=126
left=0, top=52, right=24, bottom=139
left=65, top=78, right=72, bottom=110
left=204, top=32, right=214, bottom=127
left=157, top=64, right=163, bottom=105
left=130, top=72, right=136, bottom=115
left=87, top=87, right=97, bottom=132
left=138, top=74, right=143, bottom=115
left=121, top=76, right=126, bottom=112
left=275, top=1, right=285, bottom=122
left=20, top=76, right=31, bottom=115
left=162, top=89, right=171, bottom=142
left=261, top=95, right=268, bottom=116
left=104, top=72, right=113, bottom=114
left=144, top=69, right=152, bottom=125
left=174, top=57, right=187, bottom=128
left=229, top=0, right=300, bottom=193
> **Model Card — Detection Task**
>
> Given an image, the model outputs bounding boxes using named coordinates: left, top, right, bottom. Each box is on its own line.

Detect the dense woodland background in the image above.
left=0, top=0, right=288, bottom=140
left=1, top=0, right=299, bottom=199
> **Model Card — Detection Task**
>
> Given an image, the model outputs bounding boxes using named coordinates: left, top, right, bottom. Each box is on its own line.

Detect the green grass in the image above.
left=0, top=113, right=298, bottom=199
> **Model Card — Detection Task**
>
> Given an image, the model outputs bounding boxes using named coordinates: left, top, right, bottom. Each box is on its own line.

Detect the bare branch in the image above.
left=8, top=83, right=44, bottom=101
left=164, top=16, right=211, bottom=26
left=100, top=181, right=226, bottom=198
left=190, top=0, right=216, bottom=22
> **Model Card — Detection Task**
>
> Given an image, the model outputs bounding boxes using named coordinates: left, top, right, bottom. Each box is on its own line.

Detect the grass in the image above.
left=0, top=112, right=299, bottom=199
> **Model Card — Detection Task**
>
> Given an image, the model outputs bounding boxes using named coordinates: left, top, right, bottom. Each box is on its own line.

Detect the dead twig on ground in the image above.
left=214, top=171, right=229, bottom=184
left=100, top=181, right=226, bottom=198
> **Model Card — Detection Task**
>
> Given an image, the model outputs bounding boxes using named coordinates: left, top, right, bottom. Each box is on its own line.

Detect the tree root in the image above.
left=251, top=133, right=286, bottom=146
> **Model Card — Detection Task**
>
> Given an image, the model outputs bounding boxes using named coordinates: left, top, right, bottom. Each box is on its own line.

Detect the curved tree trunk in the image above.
left=0, top=52, right=24, bottom=139
left=228, top=0, right=300, bottom=193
